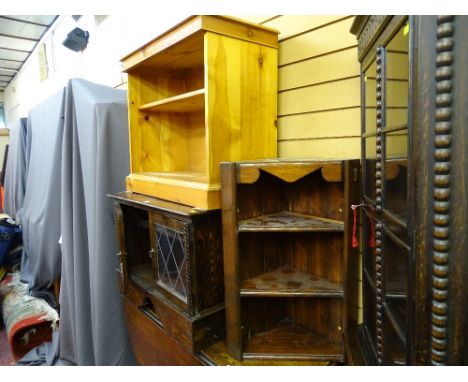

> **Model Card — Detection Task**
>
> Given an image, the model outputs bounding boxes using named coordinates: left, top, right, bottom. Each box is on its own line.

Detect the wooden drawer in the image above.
left=122, top=296, right=203, bottom=365
left=121, top=275, right=225, bottom=353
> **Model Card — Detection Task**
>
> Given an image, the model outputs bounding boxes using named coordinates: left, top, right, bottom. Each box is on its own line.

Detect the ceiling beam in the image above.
left=0, top=45, right=30, bottom=53
left=0, top=16, right=50, bottom=28
left=0, top=57, right=23, bottom=63
left=0, top=68, right=18, bottom=73
left=0, top=33, right=40, bottom=42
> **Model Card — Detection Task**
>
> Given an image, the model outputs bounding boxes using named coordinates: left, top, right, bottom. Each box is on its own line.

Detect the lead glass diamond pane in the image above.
left=155, top=224, right=187, bottom=301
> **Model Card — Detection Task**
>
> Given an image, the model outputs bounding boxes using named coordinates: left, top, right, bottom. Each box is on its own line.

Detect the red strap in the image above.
left=369, top=218, right=376, bottom=248
left=352, top=206, right=359, bottom=248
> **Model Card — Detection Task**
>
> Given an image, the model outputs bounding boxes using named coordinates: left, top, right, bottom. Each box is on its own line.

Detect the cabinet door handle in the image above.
left=148, top=249, right=155, bottom=259
left=138, top=298, right=163, bottom=328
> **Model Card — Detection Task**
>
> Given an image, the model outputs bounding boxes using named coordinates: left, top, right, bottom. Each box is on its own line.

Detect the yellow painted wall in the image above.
left=239, top=15, right=361, bottom=160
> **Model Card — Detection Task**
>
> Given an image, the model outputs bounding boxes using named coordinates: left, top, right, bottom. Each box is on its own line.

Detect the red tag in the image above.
left=369, top=218, right=376, bottom=248
left=352, top=206, right=359, bottom=248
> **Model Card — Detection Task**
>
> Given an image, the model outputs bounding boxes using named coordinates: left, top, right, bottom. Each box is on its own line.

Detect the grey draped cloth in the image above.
left=58, top=78, right=135, bottom=365
left=3, top=117, right=31, bottom=221
left=19, top=89, right=66, bottom=306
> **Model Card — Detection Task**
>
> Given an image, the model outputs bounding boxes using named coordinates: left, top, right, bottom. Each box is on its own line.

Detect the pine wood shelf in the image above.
left=240, top=268, right=344, bottom=297
left=139, top=89, right=205, bottom=113
left=238, top=211, right=344, bottom=232
left=243, top=323, right=343, bottom=361
left=141, top=171, right=207, bottom=183
left=124, top=15, right=279, bottom=209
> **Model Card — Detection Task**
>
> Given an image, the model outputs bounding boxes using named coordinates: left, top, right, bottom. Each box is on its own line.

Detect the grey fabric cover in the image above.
left=3, top=117, right=32, bottom=220
left=58, top=78, right=135, bottom=365
left=19, top=89, right=66, bottom=306
left=15, top=332, right=66, bottom=366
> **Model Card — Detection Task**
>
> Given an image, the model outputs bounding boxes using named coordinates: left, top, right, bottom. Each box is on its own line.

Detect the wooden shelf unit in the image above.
left=238, top=211, right=344, bottom=232
left=122, top=16, right=279, bottom=209
left=221, top=159, right=360, bottom=361
left=110, top=191, right=226, bottom=363
left=240, top=268, right=344, bottom=298
left=244, top=322, right=343, bottom=361
left=138, top=88, right=205, bottom=113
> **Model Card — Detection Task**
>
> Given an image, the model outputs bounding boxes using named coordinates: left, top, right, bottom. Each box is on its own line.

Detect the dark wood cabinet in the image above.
left=110, top=192, right=225, bottom=365
left=350, top=15, right=468, bottom=366
left=220, top=159, right=360, bottom=362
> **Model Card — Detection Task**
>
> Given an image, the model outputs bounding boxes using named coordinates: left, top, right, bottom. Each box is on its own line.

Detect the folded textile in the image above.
left=0, top=272, right=59, bottom=360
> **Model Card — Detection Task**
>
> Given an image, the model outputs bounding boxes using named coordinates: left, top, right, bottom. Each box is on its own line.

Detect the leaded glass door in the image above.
left=149, top=212, right=192, bottom=310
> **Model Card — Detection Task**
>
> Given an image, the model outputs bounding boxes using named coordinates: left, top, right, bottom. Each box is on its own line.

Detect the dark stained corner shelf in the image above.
left=238, top=211, right=344, bottom=232
left=243, top=323, right=343, bottom=361
left=240, top=268, right=344, bottom=297
left=221, top=159, right=360, bottom=362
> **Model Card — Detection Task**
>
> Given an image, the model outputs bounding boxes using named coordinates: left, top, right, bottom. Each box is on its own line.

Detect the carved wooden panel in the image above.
left=193, top=216, right=225, bottom=313
left=357, top=16, right=389, bottom=59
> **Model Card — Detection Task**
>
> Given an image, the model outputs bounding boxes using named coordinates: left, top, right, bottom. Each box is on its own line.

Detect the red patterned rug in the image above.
left=0, top=272, right=59, bottom=361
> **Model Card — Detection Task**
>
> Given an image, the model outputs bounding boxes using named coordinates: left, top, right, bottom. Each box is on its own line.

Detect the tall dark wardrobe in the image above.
left=347, top=15, right=468, bottom=366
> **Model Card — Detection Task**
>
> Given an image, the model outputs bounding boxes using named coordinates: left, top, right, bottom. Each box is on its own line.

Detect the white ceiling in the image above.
left=0, top=15, right=58, bottom=92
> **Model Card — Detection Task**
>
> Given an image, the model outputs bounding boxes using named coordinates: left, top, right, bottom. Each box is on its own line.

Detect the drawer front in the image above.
left=123, top=277, right=194, bottom=351
left=122, top=297, right=202, bottom=366
left=121, top=276, right=225, bottom=354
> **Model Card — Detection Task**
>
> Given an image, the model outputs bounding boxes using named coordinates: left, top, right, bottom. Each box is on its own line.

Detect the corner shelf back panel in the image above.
left=237, top=169, right=345, bottom=222
left=239, top=232, right=344, bottom=285
left=242, top=297, right=343, bottom=359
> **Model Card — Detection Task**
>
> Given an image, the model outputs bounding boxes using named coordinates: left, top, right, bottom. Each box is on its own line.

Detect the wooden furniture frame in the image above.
left=349, top=15, right=468, bottom=366
left=221, top=159, right=360, bottom=362
left=121, top=15, right=279, bottom=209
left=110, top=191, right=225, bottom=365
